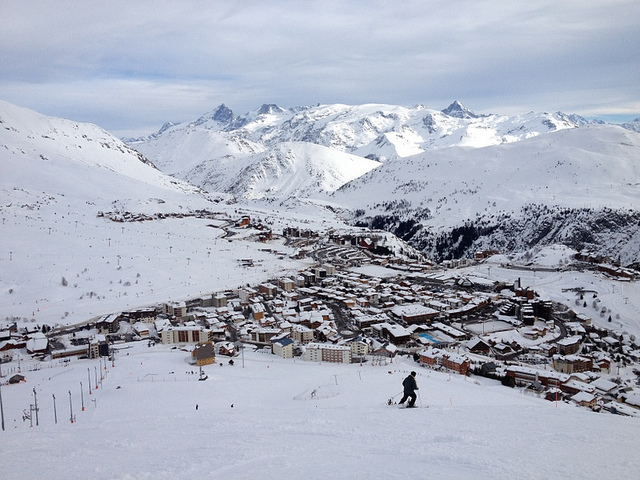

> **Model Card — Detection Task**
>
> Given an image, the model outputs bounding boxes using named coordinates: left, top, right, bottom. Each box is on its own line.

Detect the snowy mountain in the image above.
left=621, top=117, right=640, bottom=133
left=125, top=101, right=640, bottom=265
left=331, top=124, right=640, bottom=265
left=0, top=99, right=221, bottom=213
left=131, top=101, right=594, bottom=172
left=185, top=141, right=380, bottom=202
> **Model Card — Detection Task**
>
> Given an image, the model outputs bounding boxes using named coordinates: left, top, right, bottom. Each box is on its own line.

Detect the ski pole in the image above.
left=387, top=391, right=403, bottom=405
left=417, top=391, right=423, bottom=408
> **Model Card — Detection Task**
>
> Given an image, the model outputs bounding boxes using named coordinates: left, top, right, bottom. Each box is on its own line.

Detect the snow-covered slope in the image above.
left=219, top=142, right=380, bottom=201
left=1, top=345, right=638, bottom=480
left=0, top=99, right=216, bottom=212
left=0, top=100, right=311, bottom=324
left=331, top=125, right=640, bottom=264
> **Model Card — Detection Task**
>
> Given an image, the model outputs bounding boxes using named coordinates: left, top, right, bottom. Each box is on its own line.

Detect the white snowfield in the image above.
left=1, top=344, right=638, bottom=480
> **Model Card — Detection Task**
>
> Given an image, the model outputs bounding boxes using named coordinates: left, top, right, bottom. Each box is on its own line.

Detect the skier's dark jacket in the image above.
left=402, top=374, right=417, bottom=394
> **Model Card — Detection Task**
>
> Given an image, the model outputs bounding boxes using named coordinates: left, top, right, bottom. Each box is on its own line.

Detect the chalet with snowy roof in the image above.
left=132, top=322, right=150, bottom=339
left=192, top=342, right=215, bottom=366
left=560, top=379, right=594, bottom=396
left=597, top=263, right=635, bottom=279
left=96, top=313, right=121, bottom=334
left=342, top=297, right=357, bottom=308
left=442, top=353, right=471, bottom=375
left=278, top=320, right=292, bottom=334
left=418, top=348, right=439, bottom=367
left=467, top=338, right=491, bottom=355
left=304, top=342, right=351, bottom=364
left=432, top=322, right=466, bottom=341
left=214, top=341, right=236, bottom=357
left=591, top=353, right=611, bottom=373
left=475, top=249, right=499, bottom=261
left=353, top=312, right=390, bottom=330
left=591, top=378, right=617, bottom=396
left=571, top=391, right=597, bottom=409
left=250, top=303, right=265, bottom=321
left=491, top=342, right=513, bottom=358
left=0, top=338, right=25, bottom=352
left=538, top=343, right=558, bottom=357
left=556, top=335, right=582, bottom=355
left=505, top=365, right=568, bottom=387
left=417, top=348, right=470, bottom=375
left=26, top=332, right=48, bottom=355
left=621, top=393, right=640, bottom=410
left=273, top=337, right=294, bottom=359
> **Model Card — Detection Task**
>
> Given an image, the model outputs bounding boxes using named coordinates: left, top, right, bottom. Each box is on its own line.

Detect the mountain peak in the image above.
left=257, top=104, right=286, bottom=115
left=211, top=104, right=235, bottom=123
left=191, top=104, right=234, bottom=127
left=442, top=100, right=480, bottom=119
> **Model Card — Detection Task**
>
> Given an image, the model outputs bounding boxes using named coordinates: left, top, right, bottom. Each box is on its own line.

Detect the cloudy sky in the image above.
left=2, top=0, right=639, bottom=137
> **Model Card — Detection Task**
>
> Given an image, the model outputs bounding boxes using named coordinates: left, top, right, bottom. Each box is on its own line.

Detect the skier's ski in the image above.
left=387, top=399, right=428, bottom=408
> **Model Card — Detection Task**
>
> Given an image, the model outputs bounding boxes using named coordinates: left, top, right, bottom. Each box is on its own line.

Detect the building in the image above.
left=273, top=337, right=294, bottom=359
left=258, top=283, right=278, bottom=298
left=163, top=301, right=187, bottom=318
left=571, top=391, right=597, bottom=409
left=391, top=304, right=439, bottom=324
left=291, top=324, right=314, bottom=344
left=441, top=353, right=470, bottom=375
left=89, top=335, right=109, bottom=359
left=161, top=327, right=209, bottom=345
left=418, top=348, right=470, bottom=375
left=278, top=278, right=295, bottom=292
left=552, top=355, right=593, bottom=374
left=96, top=313, right=120, bottom=334
left=556, top=335, right=582, bottom=355
left=192, top=342, right=215, bottom=366
left=26, top=332, right=48, bottom=354
left=372, top=323, right=411, bottom=345
left=304, top=342, right=351, bottom=364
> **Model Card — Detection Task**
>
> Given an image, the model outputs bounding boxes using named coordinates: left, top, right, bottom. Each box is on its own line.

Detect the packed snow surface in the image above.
left=1, top=344, right=638, bottom=480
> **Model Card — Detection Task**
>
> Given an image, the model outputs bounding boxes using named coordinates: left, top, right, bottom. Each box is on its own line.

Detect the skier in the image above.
left=399, top=371, right=418, bottom=408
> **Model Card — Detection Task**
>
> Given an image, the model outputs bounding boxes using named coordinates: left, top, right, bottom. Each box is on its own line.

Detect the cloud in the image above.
left=1, top=0, right=638, bottom=136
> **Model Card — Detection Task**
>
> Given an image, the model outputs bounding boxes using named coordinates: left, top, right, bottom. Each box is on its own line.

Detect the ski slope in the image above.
left=1, top=343, right=638, bottom=480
